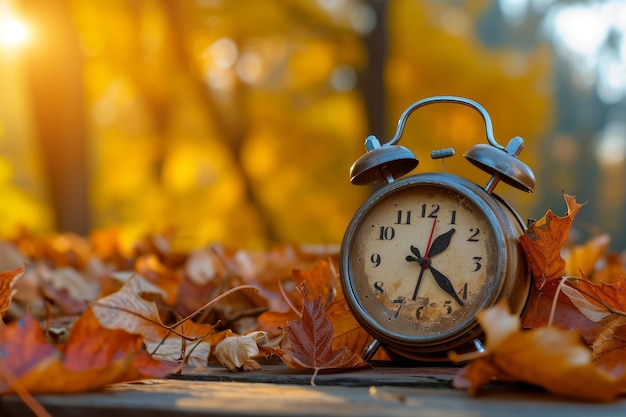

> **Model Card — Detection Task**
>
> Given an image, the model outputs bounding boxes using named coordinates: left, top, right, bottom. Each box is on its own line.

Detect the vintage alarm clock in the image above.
left=339, top=96, right=535, bottom=362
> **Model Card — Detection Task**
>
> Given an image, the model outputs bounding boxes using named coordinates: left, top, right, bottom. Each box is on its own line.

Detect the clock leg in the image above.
left=362, top=339, right=381, bottom=362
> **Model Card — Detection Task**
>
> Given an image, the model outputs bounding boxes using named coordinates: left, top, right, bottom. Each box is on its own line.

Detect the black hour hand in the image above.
left=428, top=228, right=455, bottom=257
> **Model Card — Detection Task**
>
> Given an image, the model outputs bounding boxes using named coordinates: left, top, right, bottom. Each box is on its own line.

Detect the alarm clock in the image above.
left=339, top=96, right=535, bottom=362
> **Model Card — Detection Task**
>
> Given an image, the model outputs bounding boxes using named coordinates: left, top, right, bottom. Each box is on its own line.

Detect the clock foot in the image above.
left=362, top=339, right=381, bottom=362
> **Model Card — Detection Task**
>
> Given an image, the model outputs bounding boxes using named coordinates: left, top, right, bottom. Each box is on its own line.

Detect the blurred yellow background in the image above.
left=0, top=0, right=625, bottom=251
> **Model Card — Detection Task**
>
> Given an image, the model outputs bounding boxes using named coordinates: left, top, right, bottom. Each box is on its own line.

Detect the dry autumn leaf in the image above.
left=574, top=276, right=626, bottom=313
left=563, top=234, right=611, bottom=279
left=0, top=265, right=24, bottom=319
left=0, top=311, right=178, bottom=394
left=563, top=275, right=626, bottom=359
left=520, top=193, right=585, bottom=289
left=263, top=283, right=369, bottom=384
left=451, top=302, right=626, bottom=401
left=92, top=274, right=257, bottom=366
left=214, top=330, right=270, bottom=372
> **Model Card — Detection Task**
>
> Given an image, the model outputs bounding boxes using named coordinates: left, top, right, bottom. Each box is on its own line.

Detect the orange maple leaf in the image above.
left=0, top=265, right=24, bottom=319
left=520, top=193, right=584, bottom=288
left=264, top=283, right=369, bottom=384
left=574, top=276, right=626, bottom=313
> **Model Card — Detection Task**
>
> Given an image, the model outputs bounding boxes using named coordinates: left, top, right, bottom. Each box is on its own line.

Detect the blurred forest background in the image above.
left=0, top=0, right=625, bottom=251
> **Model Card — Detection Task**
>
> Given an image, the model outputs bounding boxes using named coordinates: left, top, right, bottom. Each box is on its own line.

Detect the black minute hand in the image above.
left=427, top=228, right=455, bottom=257
left=430, top=265, right=464, bottom=306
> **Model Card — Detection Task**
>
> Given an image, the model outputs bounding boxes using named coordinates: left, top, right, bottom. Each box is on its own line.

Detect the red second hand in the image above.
left=424, top=217, right=438, bottom=264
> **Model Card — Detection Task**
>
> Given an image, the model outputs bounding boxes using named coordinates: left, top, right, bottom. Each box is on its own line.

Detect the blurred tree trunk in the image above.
left=22, top=0, right=88, bottom=235
left=360, top=0, right=388, bottom=140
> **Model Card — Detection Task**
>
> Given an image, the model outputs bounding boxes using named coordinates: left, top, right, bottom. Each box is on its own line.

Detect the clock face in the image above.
left=343, top=178, right=505, bottom=345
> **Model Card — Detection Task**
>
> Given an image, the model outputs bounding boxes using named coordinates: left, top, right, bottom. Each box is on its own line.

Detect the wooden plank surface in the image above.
left=2, top=365, right=626, bottom=416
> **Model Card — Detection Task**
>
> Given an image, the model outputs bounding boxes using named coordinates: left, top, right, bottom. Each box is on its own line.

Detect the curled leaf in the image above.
left=214, top=331, right=269, bottom=372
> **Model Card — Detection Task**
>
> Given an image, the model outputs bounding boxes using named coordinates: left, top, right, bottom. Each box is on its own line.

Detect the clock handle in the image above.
left=381, top=96, right=504, bottom=150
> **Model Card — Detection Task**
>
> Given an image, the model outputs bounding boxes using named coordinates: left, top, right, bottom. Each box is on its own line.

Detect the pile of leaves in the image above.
left=0, top=230, right=370, bottom=398
left=4, top=193, right=626, bottom=404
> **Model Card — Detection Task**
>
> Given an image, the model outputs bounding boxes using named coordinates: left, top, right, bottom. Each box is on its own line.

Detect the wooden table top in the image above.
left=2, top=364, right=626, bottom=417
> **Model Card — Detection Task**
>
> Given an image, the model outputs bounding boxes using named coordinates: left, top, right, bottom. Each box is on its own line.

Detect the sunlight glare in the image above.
left=0, top=10, right=29, bottom=49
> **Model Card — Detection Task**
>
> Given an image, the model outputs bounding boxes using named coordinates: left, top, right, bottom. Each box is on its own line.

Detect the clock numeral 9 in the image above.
left=370, top=253, right=381, bottom=267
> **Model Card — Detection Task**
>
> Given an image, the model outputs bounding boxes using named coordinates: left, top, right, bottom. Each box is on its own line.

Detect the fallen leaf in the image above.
left=563, top=234, right=611, bottom=278
left=593, top=253, right=626, bottom=285
left=0, top=311, right=178, bottom=394
left=592, top=316, right=626, bottom=359
left=563, top=275, right=626, bottom=359
left=575, top=276, right=626, bottom=313
left=214, top=330, right=269, bottom=372
left=520, top=194, right=584, bottom=288
left=0, top=265, right=24, bottom=319
left=264, top=283, right=369, bottom=383
left=560, top=283, right=611, bottom=323
left=521, top=281, right=601, bottom=344
left=91, top=275, right=168, bottom=345
left=451, top=302, right=626, bottom=401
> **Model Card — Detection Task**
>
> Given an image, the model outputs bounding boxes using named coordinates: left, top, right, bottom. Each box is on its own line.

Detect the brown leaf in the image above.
left=0, top=265, right=24, bottom=318
left=565, top=276, right=626, bottom=359
left=264, top=284, right=369, bottom=376
left=593, top=253, right=626, bottom=285
left=592, top=316, right=626, bottom=359
left=575, top=276, right=626, bottom=313
left=91, top=275, right=168, bottom=345
left=451, top=302, right=626, bottom=401
left=214, top=331, right=269, bottom=372
left=521, top=282, right=601, bottom=344
left=0, top=311, right=178, bottom=394
left=520, top=194, right=584, bottom=288
left=563, top=234, right=610, bottom=278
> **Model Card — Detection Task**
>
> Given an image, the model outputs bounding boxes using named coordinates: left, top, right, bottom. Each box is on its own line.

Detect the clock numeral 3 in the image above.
left=472, top=256, right=482, bottom=272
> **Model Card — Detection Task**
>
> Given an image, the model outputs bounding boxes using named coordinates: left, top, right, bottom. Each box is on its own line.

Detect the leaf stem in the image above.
left=0, top=362, right=52, bottom=417
left=279, top=278, right=301, bottom=318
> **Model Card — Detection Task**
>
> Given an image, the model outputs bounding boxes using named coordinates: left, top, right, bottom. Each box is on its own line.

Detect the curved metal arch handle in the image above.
left=381, top=96, right=504, bottom=150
